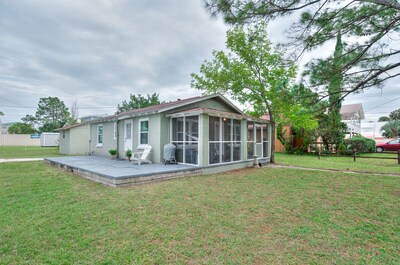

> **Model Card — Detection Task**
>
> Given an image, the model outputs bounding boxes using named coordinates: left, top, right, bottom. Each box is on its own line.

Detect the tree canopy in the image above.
left=381, top=120, right=400, bottom=138
left=8, top=122, right=37, bottom=134
left=191, top=24, right=318, bottom=162
left=116, top=93, right=162, bottom=114
left=22, top=97, right=70, bottom=133
left=204, top=0, right=400, bottom=101
left=389, top=108, right=400, bottom=120
left=378, top=116, right=390, bottom=122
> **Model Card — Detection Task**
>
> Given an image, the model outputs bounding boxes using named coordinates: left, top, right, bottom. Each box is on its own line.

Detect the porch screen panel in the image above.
left=262, top=124, right=269, bottom=158
left=209, top=116, right=220, bottom=141
left=171, top=116, right=198, bottom=165
left=247, top=122, right=254, bottom=159
left=233, top=119, right=241, bottom=161
left=247, top=122, right=268, bottom=159
left=185, top=116, right=199, bottom=165
left=209, top=143, right=220, bottom=164
left=209, top=117, right=241, bottom=164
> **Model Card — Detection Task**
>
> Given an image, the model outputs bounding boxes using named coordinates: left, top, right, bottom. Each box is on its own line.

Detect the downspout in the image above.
left=88, top=124, right=92, bottom=155
left=116, top=120, right=119, bottom=159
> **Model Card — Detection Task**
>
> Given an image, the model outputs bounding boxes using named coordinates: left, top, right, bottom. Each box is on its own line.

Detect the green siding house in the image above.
left=59, top=94, right=271, bottom=170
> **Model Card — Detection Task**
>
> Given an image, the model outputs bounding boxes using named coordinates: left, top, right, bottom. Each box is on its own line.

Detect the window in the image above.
left=113, top=122, right=117, bottom=140
left=140, top=120, right=149, bottom=144
left=97, top=125, right=103, bottom=146
left=247, top=122, right=269, bottom=159
left=209, top=117, right=241, bottom=164
left=171, top=116, right=199, bottom=165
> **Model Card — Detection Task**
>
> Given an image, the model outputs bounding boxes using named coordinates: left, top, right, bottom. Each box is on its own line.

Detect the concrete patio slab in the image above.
left=45, top=156, right=201, bottom=187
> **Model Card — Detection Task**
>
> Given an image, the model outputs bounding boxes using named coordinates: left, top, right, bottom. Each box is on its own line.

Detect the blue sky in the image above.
left=0, top=0, right=398, bottom=123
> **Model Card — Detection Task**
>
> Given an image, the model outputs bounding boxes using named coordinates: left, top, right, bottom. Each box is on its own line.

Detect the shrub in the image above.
left=344, top=136, right=376, bottom=153
left=108, top=149, right=117, bottom=156
left=125, top=149, right=132, bottom=158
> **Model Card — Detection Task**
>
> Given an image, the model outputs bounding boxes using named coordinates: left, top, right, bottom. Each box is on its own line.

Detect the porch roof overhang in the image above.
left=166, top=108, right=268, bottom=123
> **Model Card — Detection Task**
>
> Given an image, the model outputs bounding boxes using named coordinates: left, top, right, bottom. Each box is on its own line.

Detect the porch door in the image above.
left=124, top=120, right=133, bottom=151
left=255, top=124, right=262, bottom=158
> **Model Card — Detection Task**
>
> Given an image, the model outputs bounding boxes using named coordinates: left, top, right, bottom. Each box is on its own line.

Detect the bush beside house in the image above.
left=344, top=136, right=376, bottom=152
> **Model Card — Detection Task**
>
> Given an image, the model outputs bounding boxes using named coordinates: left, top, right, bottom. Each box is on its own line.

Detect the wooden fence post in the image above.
left=318, top=147, right=320, bottom=160
left=353, top=149, right=356, bottom=162
left=398, top=150, right=400, bottom=165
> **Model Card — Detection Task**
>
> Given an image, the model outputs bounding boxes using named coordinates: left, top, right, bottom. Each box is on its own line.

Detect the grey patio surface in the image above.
left=45, top=155, right=197, bottom=179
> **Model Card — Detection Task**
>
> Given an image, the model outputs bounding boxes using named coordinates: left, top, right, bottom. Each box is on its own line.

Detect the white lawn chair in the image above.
left=131, top=144, right=152, bottom=165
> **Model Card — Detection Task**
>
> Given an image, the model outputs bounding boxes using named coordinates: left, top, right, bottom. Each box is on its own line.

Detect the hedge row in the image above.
left=344, top=136, right=376, bottom=152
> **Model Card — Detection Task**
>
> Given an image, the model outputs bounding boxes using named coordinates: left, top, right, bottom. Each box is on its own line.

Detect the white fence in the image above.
left=0, top=134, right=40, bottom=146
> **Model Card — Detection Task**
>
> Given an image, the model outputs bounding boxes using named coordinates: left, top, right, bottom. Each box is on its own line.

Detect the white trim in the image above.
left=113, top=122, right=117, bottom=140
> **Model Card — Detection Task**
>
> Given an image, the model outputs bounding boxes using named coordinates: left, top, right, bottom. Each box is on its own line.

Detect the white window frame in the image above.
left=139, top=118, right=149, bottom=145
left=97, top=124, right=103, bottom=147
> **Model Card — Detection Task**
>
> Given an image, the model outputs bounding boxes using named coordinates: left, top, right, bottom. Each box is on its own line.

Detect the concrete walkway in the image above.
left=268, top=163, right=400, bottom=177
left=0, top=158, right=44, bottom=163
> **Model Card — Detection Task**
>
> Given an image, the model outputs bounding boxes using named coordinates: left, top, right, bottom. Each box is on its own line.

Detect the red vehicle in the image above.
left=376, top=139, right=400, bottom=152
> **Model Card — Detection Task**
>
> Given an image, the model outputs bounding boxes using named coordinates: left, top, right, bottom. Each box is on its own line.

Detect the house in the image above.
left=1, top=122, right=16, bottom=134
left=58, top=94, right=271, bottom=170
left=340, top=103, right=365, bottom=138
left=59, top=123, right=91, bottom=155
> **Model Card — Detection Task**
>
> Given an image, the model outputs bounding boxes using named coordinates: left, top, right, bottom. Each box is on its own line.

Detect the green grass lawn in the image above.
left=0, top=146, right=61, bottom=159
left=1, top=162, right=399, bottom=264
left=275, top=152, right=400, bottom=175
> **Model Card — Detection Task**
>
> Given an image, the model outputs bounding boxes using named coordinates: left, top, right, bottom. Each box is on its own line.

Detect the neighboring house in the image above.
left=59, top=94, right=271, bottom=169
left=1, top=122, right=16, bottom=134
left=78, top=114, right=109, bottom=123
left=340, top=104, right=365, bottom=138
left=361, top=121, right=394, bottom=144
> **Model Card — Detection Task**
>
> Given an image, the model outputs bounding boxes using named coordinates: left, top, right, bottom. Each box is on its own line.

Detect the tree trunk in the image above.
left=270, top=121, right=276, bottom=163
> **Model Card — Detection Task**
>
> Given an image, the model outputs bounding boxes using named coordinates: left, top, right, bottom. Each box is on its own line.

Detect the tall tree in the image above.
left=381, top=120, right=400, bottom=138
left=22, top=97, right=70, bottom=133
left=116, top=93, right=162, bottom=114
left=8, top=122, right=37, bottom=134
left=389, top=108, right=400, bottom=120
left=204, top=0, right=400, bottom=101
left=307, top=32, right=348, bottom=148
left=191, top=24, right=318, bottom=162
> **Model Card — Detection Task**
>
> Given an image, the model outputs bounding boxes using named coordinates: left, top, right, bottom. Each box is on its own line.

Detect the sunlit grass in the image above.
left=0, top=146, right=61, bottom=158
left=275, top=152, right=400, bottom=175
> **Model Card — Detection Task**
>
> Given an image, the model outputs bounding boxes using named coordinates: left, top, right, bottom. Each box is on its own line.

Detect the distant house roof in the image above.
left=89, top=94, right=245, bottom=123
left=56, top=123, right=87, bottom=131
left=340, top=104, right=365, bottom=119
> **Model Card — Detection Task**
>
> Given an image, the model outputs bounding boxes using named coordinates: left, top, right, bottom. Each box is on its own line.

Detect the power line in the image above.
left=0, top=105, right=116, bottom=109
left=365, top=96, right=400, bottom=112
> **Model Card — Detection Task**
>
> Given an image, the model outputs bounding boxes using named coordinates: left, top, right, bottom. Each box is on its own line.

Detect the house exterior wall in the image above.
left=59, top=124, right=91, bottom=155
left=59, top=130, right=70, bottom=154
left=71, top=124, right=91, bottom=154
left=171, top=98, right=236, bottom=114
left=90, top=122, right=117, bottom=157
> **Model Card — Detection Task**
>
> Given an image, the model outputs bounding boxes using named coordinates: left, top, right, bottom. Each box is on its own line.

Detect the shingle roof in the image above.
left=88, top=94, right=244, bottom=123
